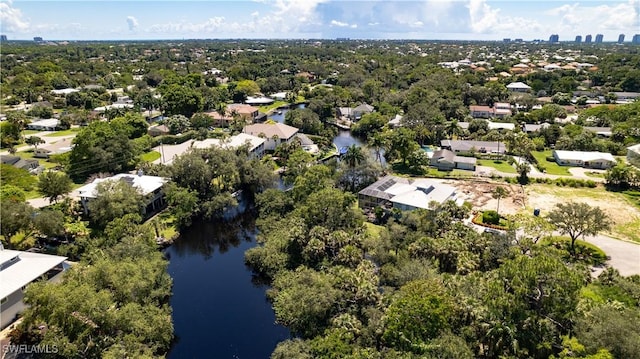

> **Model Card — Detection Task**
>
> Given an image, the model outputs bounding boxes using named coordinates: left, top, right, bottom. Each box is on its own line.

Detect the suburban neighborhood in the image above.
left=1, top=33, right=639, bottom=359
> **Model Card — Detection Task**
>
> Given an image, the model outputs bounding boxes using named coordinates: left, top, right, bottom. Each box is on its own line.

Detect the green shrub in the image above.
left=482, top=210, right=500, bottom=225
left=546, top=156, right=556, bottom=162
left=545, top=237, right=607, bottom=266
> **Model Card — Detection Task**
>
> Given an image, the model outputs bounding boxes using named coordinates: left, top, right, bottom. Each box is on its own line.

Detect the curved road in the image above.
left=585, top=234, right=640, bottom=277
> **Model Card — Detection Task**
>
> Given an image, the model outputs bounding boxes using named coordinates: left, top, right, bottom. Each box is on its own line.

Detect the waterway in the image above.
left=166, top=211, right=289, bottom=358
left=166, top=104, right=378, bottom=358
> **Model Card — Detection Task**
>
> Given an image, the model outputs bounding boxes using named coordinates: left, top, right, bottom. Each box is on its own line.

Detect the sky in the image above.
left=1, top=0, right=639, bottom=41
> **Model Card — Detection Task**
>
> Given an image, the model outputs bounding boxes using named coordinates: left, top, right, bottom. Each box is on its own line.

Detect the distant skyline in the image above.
left=1, top=0, right=639, bottom=41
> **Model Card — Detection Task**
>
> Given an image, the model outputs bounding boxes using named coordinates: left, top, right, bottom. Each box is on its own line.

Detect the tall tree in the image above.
left=492, top=186, right=508, bottom=215
left=342, top=145, right=365, bottom=168
left=87, top=180, right=145, bottom=228
left=25, top=136, right=45, bottom=150
left=37, top=171, right=73, bottom=203
left=547, top=202, right=611, bottom=254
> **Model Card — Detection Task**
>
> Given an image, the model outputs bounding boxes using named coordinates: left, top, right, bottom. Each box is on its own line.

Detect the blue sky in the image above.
left=1, top=0, right=638, bottom=41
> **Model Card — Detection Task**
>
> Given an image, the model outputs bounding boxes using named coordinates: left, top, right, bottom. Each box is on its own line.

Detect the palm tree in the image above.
left=215, top=102, right=228, bottom=127
left=368, top=133, right=386, bottom=165
left=343, top=144, right=365, bottom=168
left=492, top=186, right=508, bottom=215
left=445, top=120, right=462, bottom=139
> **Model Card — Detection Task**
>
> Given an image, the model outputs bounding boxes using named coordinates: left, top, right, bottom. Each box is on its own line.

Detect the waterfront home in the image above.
left=243, top=123, right=299, bottom=151
left=77, top=173, right=167, bottom=216
left=0, top=248, right=69, bottom=329
left=193, top=133, right=266, bottom=159
left=358, top=175, right=458, bottom=211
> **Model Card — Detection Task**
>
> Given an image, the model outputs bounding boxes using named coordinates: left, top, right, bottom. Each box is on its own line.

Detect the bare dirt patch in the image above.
left=444, top=179, right=525, bottom=214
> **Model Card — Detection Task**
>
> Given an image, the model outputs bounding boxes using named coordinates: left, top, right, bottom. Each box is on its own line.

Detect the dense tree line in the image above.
left=244, top=162, right=639, bottom=358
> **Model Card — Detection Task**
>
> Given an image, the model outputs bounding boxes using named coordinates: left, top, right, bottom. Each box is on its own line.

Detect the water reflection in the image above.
left=168, top=211, right=257, bottom=260
left=166, top=208, right=290, bottom=358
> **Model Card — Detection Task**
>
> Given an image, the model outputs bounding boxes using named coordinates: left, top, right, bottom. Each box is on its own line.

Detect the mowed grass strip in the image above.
left=530, top=150, right=572, bottom=176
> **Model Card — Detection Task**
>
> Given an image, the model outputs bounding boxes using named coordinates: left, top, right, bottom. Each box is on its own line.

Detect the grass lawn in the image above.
left=585, top=171, right=605, bottom=178
left=530, top=150, right=572, bottom=176
left=44, top=128, right=81, bottom=137
left=364, top=222, right=384, bottom=240
left=477, top=159, right=517, bottom=174
left=258, top=101, right=288, bottom=113
left=23, top=130, right=41, bottom=135
left=140, top=151, right=161, bottom=162
left=426, top=168, right=474, bottom=178
left=14, top=150, right=58, bottom=169
left=527, top=184, right=640, bottom=243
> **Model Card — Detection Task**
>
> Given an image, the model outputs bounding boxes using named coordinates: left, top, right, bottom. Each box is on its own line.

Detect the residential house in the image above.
left=388, top=114, right=403, bottom=128
left=523, top=123, right=550, bottom=134
left=612, top=92, right=640, bottom=101
left=469, top=105, right=494, bottom=119
left=26, top=118, right=60, bottom=131
left=626, top=144, right=640, bottom=167
left=469, top=103, right=512, bottom=119
left=33, top=138, right=73, bottom=158
left=148, top=124, right=171, bottom=137
left=358, top=175, right=458, bottom=211
left=552, top=150, right=616, bottom=169
left=487, top=121, right=516, bottom=131
left=584, top=127, right=612, bottom=138
left=430, top=149, right=477, bottom=171
left=440, top=140, right=506, bottom=154
left=245, top=96, right=274, bottom=105
left=1, top=249, right=69, bottom=329
left=506, top=82, right=532, bottom=93
left=77, top=173, right=167, bottom=216
left=205, top=103, right=263, bottom=127
left=192, top=133, right=266, bottom=159
left=295, top=133, right=319, bottom=154
left=243, top=123, right=299, bottom=151
left=338, top=103, right=375, bottom=121
left=0, top=155, right=41, bottom=173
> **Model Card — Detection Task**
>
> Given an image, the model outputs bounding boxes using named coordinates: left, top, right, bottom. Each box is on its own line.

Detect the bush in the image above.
left=546, top=156, right=556, bottom=162
left=482, top=210, right=500, bottom=225
left=545, top=237, right=607, bottom=265
left=151, top=131, right=196, bottom=146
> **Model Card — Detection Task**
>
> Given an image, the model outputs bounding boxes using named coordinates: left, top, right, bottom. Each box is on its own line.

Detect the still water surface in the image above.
left=167, top=104, right=381, bottom=358
left=166, top=212, right=289, bottom=358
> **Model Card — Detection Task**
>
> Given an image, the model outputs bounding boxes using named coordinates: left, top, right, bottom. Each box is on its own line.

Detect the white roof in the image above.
left=0, top=249, right=67, bottom=299
left=627, top=143, right=640, bottom=154
left=487, top=121, right=515, bottom=130
left=245, top=96, right=274, bottom=105
left=28, top=118, right=59, bottom=127
left=51, top=88, right=79, bottom=95
left=93, top=103, right=134, bottom=112
left=192, top=133, right=265, bottom=152
left=390, top=179, right=457, bottom=210
left=77, top=173, right=167, bottom=199
left=507, top=82, right=531, bottom=89
left=554, top=150, right=616, bottom=162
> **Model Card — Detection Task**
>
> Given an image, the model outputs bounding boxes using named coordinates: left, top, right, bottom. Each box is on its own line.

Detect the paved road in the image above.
left=584, top=234, right=640, bottom=277
left=151, top=140, right=194, bottom=165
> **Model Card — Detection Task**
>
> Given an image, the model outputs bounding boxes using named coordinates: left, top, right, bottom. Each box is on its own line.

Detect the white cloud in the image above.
left=468, top=0, right=541, bottom=34
left=126, top=16, right=139, bottom=31
left=330, top=20, right=349, bottom=27
left=545, top=0, right=639, bottom=36
left=0, top=0, right=30, bottom=32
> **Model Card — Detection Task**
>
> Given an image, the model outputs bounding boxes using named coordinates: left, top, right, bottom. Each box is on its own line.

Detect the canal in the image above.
left=166, top=104, right=380, bottom=358
left=166, top=211, right=289, bottom=358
